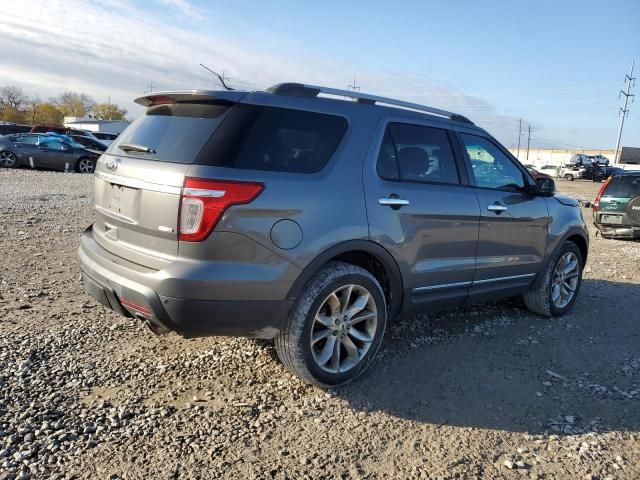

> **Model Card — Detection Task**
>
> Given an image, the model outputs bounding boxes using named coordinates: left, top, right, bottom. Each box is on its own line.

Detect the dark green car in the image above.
left=593, top=170, right=640, bottom=239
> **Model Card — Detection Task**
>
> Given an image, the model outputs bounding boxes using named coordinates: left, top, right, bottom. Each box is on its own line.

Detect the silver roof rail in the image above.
left=266, top=83, right=474, bottom=124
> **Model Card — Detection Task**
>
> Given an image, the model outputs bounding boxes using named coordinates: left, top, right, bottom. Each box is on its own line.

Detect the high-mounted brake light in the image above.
left=593, top=176, right=612, bottom=212
left=178, top=178, right=264, bottom=242
left=147, top=95, right=176, bottom=106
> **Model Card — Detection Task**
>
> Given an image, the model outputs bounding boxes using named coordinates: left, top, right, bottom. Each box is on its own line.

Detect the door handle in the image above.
left=379, top=197, right=410, bottom=208
left=487, top=204, right=507, bottom=213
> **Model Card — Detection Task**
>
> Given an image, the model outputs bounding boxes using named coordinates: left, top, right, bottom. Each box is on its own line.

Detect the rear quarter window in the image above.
left=197, top=105, right=348, bottom=174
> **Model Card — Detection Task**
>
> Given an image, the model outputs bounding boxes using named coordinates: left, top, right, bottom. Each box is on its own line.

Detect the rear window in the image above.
left=197, top=105, right=348, bottom=173
left=112, top=102, right=232, bottom=163
left=606, top=174, right=640, bottom=197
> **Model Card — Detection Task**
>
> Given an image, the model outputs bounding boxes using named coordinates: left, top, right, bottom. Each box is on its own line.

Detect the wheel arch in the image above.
left=286, top=240, right=404, bottom=318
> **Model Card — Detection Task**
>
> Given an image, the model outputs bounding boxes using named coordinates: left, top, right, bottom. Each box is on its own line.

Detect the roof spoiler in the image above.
left=134, top=90, right=247, bottom=107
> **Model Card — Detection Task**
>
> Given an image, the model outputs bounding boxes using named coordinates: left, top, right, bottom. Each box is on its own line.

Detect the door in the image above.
left=36, top=140, right=74, bottom=170
left=11, top=134, right=40, bottom=167
left=457, top=133, right=549, bottom=299
left=364, top=120, right=480, bottom=310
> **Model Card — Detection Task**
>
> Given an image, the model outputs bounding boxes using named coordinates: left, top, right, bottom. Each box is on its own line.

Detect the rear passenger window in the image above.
left=376, top=123, right=459, bottom=184
left=199, top=105, right=348, bottom=173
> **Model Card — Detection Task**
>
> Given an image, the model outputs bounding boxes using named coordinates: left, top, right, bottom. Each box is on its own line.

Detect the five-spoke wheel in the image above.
left=0, top=151, right=17, bottom=168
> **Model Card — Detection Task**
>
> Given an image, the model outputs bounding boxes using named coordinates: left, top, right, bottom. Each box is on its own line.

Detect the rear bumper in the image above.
left=78, top=225, right=294, bottom=338
left=594, top=223, right=640, bottom=239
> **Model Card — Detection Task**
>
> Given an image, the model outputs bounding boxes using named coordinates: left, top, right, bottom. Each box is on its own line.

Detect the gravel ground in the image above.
left=1, top=168, right=639, bottom=480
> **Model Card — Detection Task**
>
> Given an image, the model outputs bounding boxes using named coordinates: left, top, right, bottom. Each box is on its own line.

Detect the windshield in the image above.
left=110, top=101, right=232, bottom=163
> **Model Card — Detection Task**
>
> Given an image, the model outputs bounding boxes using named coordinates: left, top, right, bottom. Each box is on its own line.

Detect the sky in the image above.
left=0, top=0, right=638, bottom=150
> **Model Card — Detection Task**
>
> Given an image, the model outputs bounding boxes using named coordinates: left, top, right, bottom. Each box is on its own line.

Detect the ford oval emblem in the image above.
left=105, top=158, right=118, bottom=170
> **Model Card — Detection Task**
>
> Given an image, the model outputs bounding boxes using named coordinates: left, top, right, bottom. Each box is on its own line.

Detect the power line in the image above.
left=613, top=61, right=635, bottom=164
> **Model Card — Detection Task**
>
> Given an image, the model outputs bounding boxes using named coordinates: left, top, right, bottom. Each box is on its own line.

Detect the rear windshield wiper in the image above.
left=118, top=143, right=156, bottom=154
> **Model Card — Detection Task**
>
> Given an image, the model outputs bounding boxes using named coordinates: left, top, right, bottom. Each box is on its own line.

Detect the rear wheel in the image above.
left=0, top=151, right=17, bottom=168
left=564, top=174, right=574, bottom=181
left=524, top=241, right=583, bottom=316
left=77, top=157, right=96, bottom=174
left=275, top=262, right=387, bottom=387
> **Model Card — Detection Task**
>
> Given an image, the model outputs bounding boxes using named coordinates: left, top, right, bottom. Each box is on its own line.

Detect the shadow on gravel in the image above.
left=338, top=279, right=640, bottom=435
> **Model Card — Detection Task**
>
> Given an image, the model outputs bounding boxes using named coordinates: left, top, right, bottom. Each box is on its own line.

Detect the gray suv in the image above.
left=79, top=83, right=589, bottom=386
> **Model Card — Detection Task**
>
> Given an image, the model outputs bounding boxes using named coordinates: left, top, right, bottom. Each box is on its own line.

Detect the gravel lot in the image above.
left=1, top=168, right=639, bottom=480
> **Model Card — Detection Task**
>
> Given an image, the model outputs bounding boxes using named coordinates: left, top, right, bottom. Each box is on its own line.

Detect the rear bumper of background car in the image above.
left=595, top=223, right=640, bottom=239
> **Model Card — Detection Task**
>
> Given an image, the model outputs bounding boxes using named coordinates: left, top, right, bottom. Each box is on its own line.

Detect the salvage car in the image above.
left=593, top=170, right=640, bottom=239
left=0, top=133, right=99, bottom=173
left=78, top=83, right=589, bottom=386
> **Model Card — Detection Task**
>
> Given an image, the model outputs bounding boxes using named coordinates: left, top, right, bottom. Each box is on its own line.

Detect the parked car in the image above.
left=593, top=170, right=640, bottom=239
left=583, top=165, right=623, bottom=182
left=559, top=164, right=585, bottom=181
left=525, top=166, right=552, bottom=179
left=71, top=134, right=109, bottom=152
left=29, top=124, right=93, bottom=137
left=0, top=133, right=99, bottom=173
left=78, top=83, right=588, bottom=386
left=92, top=132, right=119, bottom=146
left=569, top=153, right=591, bottom=166
left=590, top=154, right=610, bottom=166
left=0, top=123, right=32, bottom=135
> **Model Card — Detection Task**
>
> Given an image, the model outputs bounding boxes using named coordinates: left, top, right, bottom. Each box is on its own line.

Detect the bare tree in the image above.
left=0, top=85, right=28, bottom=111
left=56, top=91, right=96, bottom=117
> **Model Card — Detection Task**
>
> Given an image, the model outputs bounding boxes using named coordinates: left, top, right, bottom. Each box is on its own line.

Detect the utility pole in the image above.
left=347, top=77, right=360, bottom=93
left=613, top=61, right=635, bottom=164
left=145, top=81, right=156, bottom=93
left=516, top=118, right=522, bottom=159
left=526, top=125, right=532, bottom=161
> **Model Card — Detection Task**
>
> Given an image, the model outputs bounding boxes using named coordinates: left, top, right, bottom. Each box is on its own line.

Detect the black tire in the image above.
left=523, top=241, right=583, bottom=317
left=76, top=157, right=96, bottom=174
left=0, top=151, right=17, bottom=168
left=564, top=174, right=574, bottom=181
left=275, top=261, right=387, bottom=387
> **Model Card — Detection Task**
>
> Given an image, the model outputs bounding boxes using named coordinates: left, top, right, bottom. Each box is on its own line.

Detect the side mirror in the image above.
left=535, top=177, right=555, bottom=196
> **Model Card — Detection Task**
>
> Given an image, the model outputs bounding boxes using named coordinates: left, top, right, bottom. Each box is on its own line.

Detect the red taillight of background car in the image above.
left=592, top=176, right=612, bottom=212
left=178, top=178, right=264, bottom=242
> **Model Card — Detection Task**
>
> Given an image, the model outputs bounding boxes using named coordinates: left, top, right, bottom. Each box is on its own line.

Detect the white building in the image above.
left=63, top=117, right=129, bottom=135
left=509, top=147, right=639, bottom=166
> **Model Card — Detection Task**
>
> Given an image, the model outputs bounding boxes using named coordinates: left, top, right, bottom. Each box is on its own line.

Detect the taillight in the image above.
left=178, top=178, right=264, bottom=242
left=593, top=176, right=612, bottom=212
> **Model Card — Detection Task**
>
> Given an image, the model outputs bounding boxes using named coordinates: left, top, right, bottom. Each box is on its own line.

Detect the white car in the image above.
left=559, top=165, right=585, bottom=181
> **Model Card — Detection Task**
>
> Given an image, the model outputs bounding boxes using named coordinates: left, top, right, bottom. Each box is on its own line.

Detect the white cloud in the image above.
left=0, top=0, right=519, bottom=143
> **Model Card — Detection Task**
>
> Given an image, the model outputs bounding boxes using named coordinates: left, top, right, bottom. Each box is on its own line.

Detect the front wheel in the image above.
left=523, top=241, right=583, bottom=316
left=76, top=157, right=96, bottom=174
left=564, top=174, right=574, bottom=181
left=0, top=151, right=17, bottom=168
left=275, top=262, right=387, bottom=387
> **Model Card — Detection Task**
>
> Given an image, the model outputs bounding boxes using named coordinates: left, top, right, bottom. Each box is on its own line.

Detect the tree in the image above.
left=0, top=85, right=28, bottom=111
left=94, top=102, right=127, bottom=120
left=1, top=107, right=26, bottom=123
left=56, top=91, right=96, bottom=117
left=32, top=102, right=64, bottom=125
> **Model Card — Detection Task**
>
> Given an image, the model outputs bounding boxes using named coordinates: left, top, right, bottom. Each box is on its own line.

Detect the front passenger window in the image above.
left=460, top=134, right=525, bottom=191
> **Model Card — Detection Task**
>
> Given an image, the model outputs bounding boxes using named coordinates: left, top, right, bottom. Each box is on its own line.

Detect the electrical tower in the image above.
left=526, top=125, right=532, bottom=161
left=347, top=77, right=360, bottom=93
left=613, top=62, right=635, bottom=164
left=145, top=81, right=156, bottom=93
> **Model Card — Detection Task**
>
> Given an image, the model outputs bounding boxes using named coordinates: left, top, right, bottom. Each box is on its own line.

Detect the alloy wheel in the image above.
left=551, top=252, right=580, bottom=309
left=310, top=284, right=378, bottom=374
left=0, top=151, right=17, bottom=167
left=78, top=158, right=95, bottom=173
